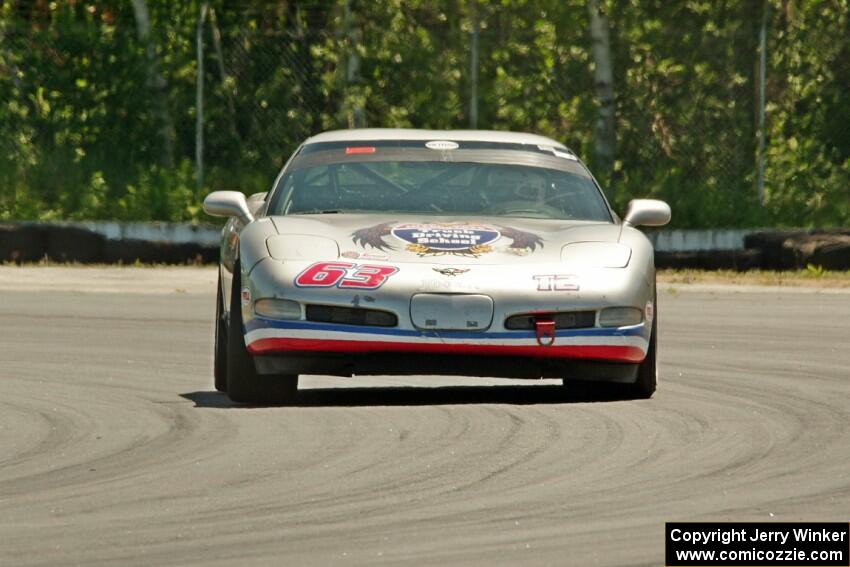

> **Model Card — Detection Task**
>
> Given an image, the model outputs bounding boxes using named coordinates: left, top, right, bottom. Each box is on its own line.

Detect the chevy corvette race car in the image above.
left=204, top=129, right=670, bottom=403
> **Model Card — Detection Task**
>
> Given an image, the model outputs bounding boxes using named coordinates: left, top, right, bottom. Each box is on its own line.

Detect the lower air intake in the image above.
left=305, top=305, right=397, bottom=327
left=505, top=311, right=596, bottom=330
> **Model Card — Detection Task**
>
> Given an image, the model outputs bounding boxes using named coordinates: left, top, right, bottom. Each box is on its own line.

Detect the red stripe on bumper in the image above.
left=247, top=338, right=646, bottom=363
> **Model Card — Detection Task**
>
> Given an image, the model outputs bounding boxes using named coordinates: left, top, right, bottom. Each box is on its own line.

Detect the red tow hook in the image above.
left=535, top=318, right=556, bottom=346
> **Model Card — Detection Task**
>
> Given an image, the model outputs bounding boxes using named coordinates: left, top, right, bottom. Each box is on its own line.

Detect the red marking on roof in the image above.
left=345, top=146, right=376, bottom=155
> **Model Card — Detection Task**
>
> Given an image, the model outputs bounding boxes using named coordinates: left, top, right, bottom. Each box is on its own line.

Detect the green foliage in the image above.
left=760, top=0, right=850, bottom=227
left=0, top=0, right=847, bottom=227
left=803, top=263, right=829, bottom=278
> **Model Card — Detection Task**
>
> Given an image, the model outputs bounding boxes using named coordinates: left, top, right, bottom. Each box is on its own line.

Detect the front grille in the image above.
left=504, top=311, right=596, bottom=330
left=305, top=305, right=398, bottom=327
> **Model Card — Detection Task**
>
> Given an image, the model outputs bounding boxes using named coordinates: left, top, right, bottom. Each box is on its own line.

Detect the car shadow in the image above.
left=180, top=384, right=630, bottom=408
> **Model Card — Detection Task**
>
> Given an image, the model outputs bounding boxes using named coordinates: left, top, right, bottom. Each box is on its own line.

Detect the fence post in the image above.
left=469, top=2, right=479, bottom=129
left=196, top=3, right=209, bottom=189
left=130, top=0, right=175, bottom=168
left=756, top=2, right=769, bottom=206
left=209, top=7, right=240, bottom=143
left=587, top=0, right=616, bottom=178
left=344, top=0, right=365, bottom=128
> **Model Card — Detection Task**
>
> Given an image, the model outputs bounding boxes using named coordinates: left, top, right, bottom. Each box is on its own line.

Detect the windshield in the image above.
left=267, top=145, right=613, bottom=222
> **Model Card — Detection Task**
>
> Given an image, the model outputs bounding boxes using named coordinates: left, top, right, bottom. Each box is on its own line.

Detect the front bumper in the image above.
left=245, top=317, right=649, bottom=363
left=240, top=254, right=654, bottom=381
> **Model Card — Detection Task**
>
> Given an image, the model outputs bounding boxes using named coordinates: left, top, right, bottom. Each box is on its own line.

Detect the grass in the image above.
left=658, top=267, right=850, bottom=288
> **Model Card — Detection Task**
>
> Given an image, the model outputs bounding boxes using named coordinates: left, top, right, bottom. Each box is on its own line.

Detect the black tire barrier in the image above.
left=0, top=223, right=217, bottom=265
left=102, top=238, right=218, bottom=264
left=744, top=230, right=850, bottom=270
left=655, top=249, right=763, bottom=271
left=0, top=223, right=48, bottom=262
left=47, top=225, right=106, bottom=263
left=1, top=223, right=848, bottom=269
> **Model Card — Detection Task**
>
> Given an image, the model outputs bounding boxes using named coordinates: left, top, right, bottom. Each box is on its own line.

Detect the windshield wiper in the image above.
left=294, top=209, right=343, bottom=215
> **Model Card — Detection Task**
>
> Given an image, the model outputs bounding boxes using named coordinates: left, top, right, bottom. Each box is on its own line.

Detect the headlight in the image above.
left=266, top=234, right=339, bottom=260
left=253, top=298, right=302, bottom=320
left=598, top=306, right=643, bottom=327
left=561, top=242, right=632, bottom=268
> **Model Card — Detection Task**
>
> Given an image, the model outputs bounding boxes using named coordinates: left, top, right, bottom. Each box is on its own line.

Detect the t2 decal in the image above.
left=533, top=274, right=580, bottom=292
left=295, top=261, right=398, bottom=290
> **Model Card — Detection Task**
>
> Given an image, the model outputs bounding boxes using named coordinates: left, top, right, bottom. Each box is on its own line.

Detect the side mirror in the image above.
left=203, top=191, right=254, bottom=225
left=623, top=199, right=671, bottom=227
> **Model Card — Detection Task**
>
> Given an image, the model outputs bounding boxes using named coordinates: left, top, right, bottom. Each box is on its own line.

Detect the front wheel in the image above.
left=625, top=308, right=657, bottom=399
left=562, top=292, right=658, bottom=400
left=226, top=260, right=298, bottom=404
left=213, top=270, right=228, bottom=392
left=613, top=290, right=658, bottom=399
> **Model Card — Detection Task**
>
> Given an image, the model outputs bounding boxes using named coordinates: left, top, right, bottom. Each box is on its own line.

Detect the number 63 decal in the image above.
left=294, top=261, right=398, bottom=290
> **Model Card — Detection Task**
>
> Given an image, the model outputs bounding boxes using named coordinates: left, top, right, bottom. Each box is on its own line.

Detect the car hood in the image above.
left=266, top=214, right=628, bottom=267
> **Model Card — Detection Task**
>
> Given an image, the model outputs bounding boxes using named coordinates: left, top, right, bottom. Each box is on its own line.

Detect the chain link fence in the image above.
left=197, top=18, right=760, bottom=226
left=208, top=27, right=331, bottom=163
left=4, top=2, right=846, bottom=227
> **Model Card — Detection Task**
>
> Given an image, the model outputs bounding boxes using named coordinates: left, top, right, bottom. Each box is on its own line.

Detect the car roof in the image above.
left=304, top=128, right=570, bottom=150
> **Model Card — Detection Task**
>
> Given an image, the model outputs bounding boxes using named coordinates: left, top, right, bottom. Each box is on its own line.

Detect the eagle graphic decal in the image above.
left=351, top=221, right=543, bottom=257
left=351, top=221, right=397, bottom=251
left=496, top=225, right=543, bottom=253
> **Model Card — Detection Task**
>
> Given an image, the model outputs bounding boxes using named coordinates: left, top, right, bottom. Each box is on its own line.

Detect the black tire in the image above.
left=226, top=260, right=299, bottom=404
left=213, top=271, right=228, bottom=392
left=563, top=290, right=658, bottom=401
left=626, top=305, right=657, bottom=399
left=615, top=287, right=658, bottom=399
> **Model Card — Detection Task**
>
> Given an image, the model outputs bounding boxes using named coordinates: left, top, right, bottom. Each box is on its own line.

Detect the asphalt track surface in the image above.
left=2, top=268, right=849, bottom=566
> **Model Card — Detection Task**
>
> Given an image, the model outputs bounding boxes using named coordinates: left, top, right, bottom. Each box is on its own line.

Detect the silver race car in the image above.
left=204, top=129, right=670, bottom=403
